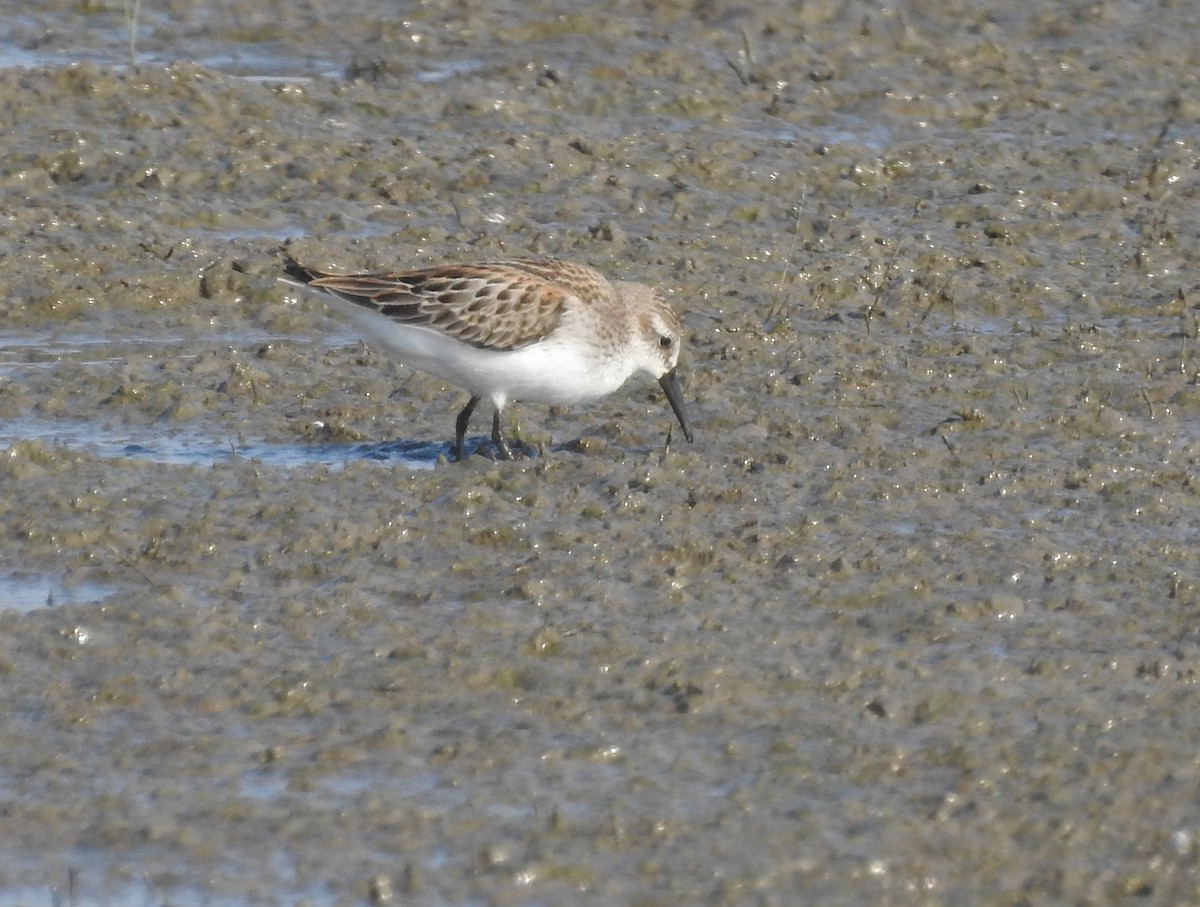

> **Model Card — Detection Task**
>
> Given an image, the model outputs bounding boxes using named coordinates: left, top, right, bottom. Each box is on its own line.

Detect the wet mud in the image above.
left=2, top=0, right=1200, bottom=904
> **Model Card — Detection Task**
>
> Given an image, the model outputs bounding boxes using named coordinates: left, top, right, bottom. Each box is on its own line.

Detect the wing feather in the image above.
left=284, top=259, right=590, bottom=352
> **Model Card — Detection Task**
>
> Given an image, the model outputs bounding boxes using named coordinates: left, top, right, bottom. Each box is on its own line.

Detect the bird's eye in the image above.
left=659, top=336, right=673, bottom=349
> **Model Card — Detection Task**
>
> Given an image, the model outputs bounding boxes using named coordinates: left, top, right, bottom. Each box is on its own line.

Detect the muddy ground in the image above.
left=2, top=0, right=1200, bottom=904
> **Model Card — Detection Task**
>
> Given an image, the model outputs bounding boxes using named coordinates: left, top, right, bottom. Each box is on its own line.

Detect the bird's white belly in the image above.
left=326, top=298, right=629, bottom=408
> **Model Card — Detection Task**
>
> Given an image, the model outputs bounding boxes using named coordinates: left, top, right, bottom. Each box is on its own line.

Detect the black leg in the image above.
left=491, top=408, right=515, bottom=460
left=455, top=396, right=481, bottom=462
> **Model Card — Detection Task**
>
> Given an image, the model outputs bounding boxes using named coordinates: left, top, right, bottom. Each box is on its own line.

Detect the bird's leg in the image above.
left=491, top=408, right=515, bottom=460
left=455, top=395, right=481, bottom=462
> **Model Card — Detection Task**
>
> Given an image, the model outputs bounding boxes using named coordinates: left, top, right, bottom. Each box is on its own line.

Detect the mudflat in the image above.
left=2, top=2, right=1199, bottom=904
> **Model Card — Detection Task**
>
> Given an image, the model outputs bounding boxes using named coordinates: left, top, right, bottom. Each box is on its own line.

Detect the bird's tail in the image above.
left=280, top=256, right=320, bottom=286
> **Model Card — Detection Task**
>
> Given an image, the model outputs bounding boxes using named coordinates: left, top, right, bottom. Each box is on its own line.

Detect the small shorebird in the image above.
left=280, top=257, right=693, bottom=461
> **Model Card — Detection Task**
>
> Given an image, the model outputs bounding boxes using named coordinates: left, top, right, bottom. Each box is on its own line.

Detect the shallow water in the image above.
left=3, top=0, right=1200, bottom=905
left=0, top=412, right=442, bottom=469
left=0, top=573, right=118, bottom=613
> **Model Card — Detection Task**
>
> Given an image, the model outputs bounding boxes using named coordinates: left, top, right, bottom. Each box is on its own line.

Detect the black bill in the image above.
left=658, top=368, right=694, bottom=443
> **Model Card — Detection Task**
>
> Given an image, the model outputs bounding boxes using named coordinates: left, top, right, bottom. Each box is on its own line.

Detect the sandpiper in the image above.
left=281, top=257, right=693, bottom=461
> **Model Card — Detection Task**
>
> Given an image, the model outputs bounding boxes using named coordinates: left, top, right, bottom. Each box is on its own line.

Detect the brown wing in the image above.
left=491, top=259, right=615, bottom=308
left=283, top=259, right=575, bottom=351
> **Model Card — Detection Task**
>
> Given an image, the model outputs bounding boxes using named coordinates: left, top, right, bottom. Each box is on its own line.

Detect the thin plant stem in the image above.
left=123, top=0, right=141, bottom=66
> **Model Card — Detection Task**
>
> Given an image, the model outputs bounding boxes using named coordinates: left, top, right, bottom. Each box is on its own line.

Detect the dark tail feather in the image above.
left=281, top=256, right=318, bottom=286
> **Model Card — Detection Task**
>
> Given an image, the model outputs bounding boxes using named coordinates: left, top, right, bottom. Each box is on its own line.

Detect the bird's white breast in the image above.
left=324, top=296, right=634, bottom=409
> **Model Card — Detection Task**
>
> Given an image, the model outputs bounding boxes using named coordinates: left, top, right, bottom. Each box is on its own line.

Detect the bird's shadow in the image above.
left=352, top=436, right=544, bottom=466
